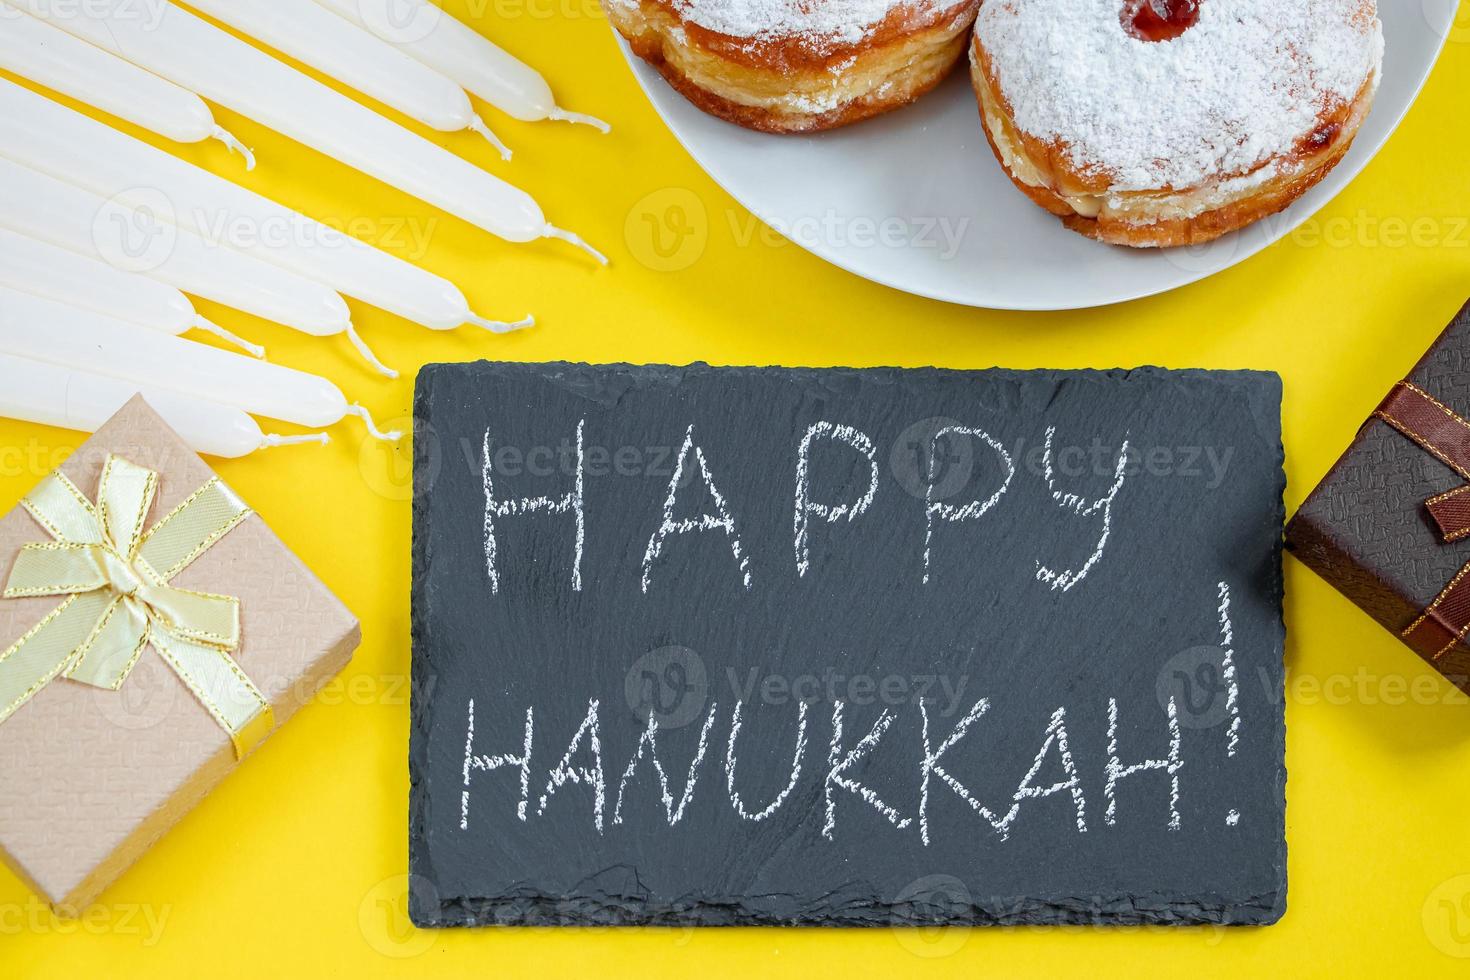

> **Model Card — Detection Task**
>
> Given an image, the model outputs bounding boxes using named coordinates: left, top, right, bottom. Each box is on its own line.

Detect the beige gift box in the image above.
left=0, top=397, right=359, bottom=912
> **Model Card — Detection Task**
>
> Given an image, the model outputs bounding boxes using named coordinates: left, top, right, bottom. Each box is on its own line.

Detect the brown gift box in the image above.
left=1287, top=300, right=1470, bottom=692
left=0, top=396, right=359, bottom=911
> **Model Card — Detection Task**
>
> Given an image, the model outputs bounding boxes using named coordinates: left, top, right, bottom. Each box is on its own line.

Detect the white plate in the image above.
left=618, top=3, right=1456, bottom=309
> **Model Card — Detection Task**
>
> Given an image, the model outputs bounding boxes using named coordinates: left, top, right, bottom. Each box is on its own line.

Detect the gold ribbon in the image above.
left=0, top=455, right=274, bottom=758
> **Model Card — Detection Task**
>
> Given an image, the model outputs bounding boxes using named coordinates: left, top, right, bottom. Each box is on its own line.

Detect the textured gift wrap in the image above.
left=411, top=362, right=1287, bottom=927
left=1288, top=300, right=1470, bottom=691
left=0, top=396, right=360, bottom=911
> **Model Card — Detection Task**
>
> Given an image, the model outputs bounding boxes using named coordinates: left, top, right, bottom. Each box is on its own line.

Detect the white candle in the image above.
left=0, top=352, right=328, bottom=457
left=184, top=0, right=514, bottom=160
left=0, top=156, right=399, bottom=377
left=19, top=0, right=605, bottom=261
left=0, top=226, right=263, bottom=357
left=0, top=78, right=533, bottom=333
left=0, top=286, right=401, bottom=439
left=0, top=3, right=254, bottom=168
left=318, top=0, right=609, bottom=132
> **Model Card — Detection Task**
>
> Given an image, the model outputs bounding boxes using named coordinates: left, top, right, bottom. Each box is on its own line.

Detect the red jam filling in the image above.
left=1304, top=121, right=1343, bottom=152
left=1125, top=0, right=1201, bottom=42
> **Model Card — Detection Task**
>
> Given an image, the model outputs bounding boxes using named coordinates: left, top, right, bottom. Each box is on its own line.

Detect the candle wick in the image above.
left=468, top=116, right=513, bottom=162
left=345, top=324, right=399, bottom=379
left=548, top=107, right=611, bottom=134
left=348, top=404, right=403, bottom=442
left=466, top=312, right=536, bottom=334
left=260, top=431, right=331, bottom=449
left=543, top=225, right=609, bottom=266
left=210, top=126, right=257, bottom=171
left=192, top=316, right=266, bottom=358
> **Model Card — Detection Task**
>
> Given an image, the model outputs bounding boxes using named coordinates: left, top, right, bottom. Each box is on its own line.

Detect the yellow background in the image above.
left=4, top=1, right=1470, bottom=975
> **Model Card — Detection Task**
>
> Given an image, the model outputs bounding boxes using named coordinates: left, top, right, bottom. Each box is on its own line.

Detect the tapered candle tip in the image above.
left=467, top=312, right=536, bottom=333
left=345, top=325, right=399, bottom=379
left=261, top=432, right=331, bottom=449
left=193, top=316, right=265, bottom=359
left=211, top=126, right=257, bottom=171
left=348, top=404, right=403, bottom=442
left=549, top=107, right=611, bottom=134
left=543, top=225, right=609, bottom=266
left=469, top=116, right=513, bottom=161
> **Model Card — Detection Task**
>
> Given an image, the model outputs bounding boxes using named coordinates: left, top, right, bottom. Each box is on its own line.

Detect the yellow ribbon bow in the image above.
left=0, top=455, right=273, bottom=758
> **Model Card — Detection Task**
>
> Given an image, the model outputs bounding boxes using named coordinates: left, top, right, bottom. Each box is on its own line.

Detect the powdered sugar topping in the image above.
left=671, top=0, right=942, bottom=49
left=976, top=0, right=1384, bottom=191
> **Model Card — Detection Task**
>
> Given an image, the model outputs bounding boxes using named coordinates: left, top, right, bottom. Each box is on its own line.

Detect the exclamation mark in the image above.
left=1217, top=580, right=1242, bottom=827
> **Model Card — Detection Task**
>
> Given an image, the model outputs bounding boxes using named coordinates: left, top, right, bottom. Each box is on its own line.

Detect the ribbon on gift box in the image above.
left=1373, top=381, right=1470, bottom=661
left=0, top=454, right=274, bottom=757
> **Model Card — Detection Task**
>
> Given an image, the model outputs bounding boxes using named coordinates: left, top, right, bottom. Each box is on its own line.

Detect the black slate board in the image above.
left=410, top=362, right=1286, bottom=928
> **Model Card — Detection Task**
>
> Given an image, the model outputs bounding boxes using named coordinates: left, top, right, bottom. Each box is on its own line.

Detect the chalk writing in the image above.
left=643, top=424, right=754, bottom=593
left=794, top=422, right=880, bottom=577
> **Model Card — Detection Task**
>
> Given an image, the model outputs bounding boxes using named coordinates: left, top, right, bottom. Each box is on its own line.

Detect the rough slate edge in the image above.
left=407, top=361, right=1289, bottom=928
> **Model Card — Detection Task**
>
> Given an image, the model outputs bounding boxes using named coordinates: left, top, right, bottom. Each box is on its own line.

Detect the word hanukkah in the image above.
left=455, top=689, right=1233, bottom=845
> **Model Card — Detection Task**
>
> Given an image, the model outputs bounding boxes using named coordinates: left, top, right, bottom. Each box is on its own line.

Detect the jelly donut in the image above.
left=970, top=0, right=1385, bottom=247
left=607, top=0, right=982, bottom=133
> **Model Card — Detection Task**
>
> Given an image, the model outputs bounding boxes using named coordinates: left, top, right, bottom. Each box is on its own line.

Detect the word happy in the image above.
left=481, top=420, right=1131, bottom=596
